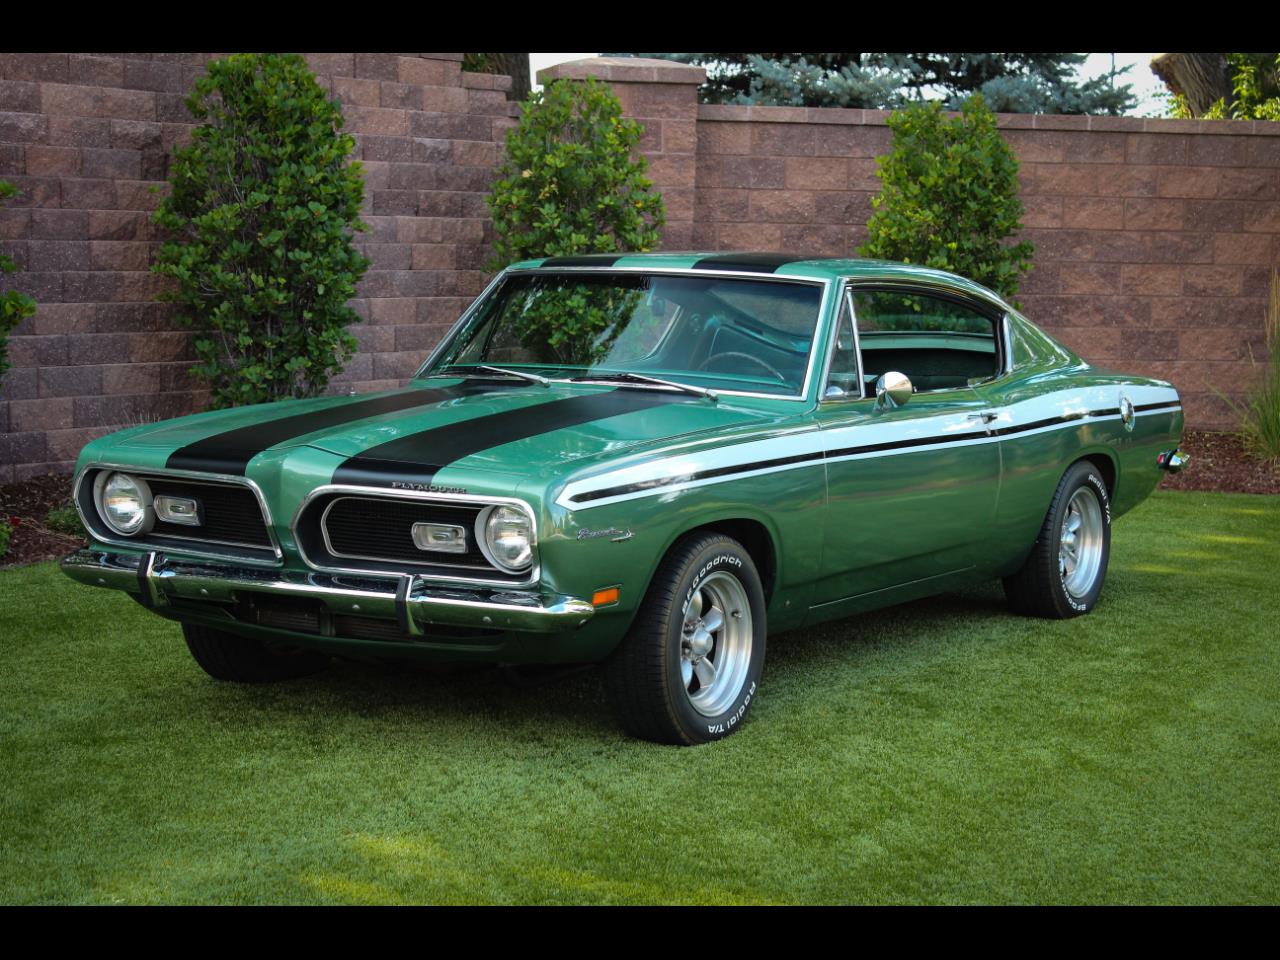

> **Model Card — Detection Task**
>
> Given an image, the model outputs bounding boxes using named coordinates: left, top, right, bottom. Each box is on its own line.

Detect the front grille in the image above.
left=294, top=492, right=529, bottom=584
left=147, top=478, right=273, bottom=548
left=323, top=498, right=489, bottom=569
left=76, top=468, right=276, bottom=562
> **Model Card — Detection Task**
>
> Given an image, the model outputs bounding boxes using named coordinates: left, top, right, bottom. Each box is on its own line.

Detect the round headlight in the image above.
left=478, top=505, right=534, bottom=574
left=96, top=471, right=153, bottom=536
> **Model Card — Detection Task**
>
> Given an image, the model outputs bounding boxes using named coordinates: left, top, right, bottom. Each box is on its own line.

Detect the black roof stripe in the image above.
left=690, top=253, right=806, bottom=273
left=539, top=254, right=625, bottom=268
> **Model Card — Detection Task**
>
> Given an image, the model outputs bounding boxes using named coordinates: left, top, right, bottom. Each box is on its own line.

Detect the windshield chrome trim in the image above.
left=414, top=270, right=508, bottom=379
left=414, top=266, right=833, bottom=404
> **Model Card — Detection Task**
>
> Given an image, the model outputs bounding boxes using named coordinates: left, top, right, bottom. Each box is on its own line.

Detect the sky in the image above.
left=528, top=53, right=1170, bottom=117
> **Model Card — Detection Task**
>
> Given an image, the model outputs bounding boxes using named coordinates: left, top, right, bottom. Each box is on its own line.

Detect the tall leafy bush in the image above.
left=859, top=95, right=1034, bottom=303
left=485, top=78, right=663, bottom=364
left=152, top=53, right=370, bottom=409
left=1, top=180, right=37, bottom=383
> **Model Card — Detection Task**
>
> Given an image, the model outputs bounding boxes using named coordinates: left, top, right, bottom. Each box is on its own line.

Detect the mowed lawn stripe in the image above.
left=0, top=489, right=1276, bottom=904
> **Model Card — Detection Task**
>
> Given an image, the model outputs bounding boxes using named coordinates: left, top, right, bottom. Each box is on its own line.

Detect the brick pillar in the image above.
left=536, top=57, right=705, bottom=250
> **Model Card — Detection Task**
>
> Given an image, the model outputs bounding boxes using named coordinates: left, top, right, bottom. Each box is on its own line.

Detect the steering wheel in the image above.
left=697, top=351, right=788, bottom=384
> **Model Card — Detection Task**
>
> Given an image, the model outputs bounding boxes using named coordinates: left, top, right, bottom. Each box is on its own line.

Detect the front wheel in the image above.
left=1003, top=460, right=1112, bottom=618
left=182, top=623, right=330, bottom=683
left=603, top=532, right=767, bottom=745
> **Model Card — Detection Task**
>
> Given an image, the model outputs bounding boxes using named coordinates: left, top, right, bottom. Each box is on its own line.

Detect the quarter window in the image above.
left=852, top=289, right=998, bottom=392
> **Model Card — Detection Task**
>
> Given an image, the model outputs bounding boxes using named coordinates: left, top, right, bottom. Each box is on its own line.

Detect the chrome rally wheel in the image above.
left=680, top=571, right=753, bottom=718
left=1059, top=487, right=1105, bottom=600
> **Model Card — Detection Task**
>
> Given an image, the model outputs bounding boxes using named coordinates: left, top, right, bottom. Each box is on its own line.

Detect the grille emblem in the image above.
left=411, top=522, right=467, bottom=554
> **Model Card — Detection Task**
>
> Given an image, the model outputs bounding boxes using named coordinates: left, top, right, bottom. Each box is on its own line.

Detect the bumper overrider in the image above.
left=60, top=548, right=595, bottom=634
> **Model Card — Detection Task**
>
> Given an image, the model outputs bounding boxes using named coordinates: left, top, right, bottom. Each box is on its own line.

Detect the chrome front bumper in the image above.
left=60, top=548, right=595, bottom=634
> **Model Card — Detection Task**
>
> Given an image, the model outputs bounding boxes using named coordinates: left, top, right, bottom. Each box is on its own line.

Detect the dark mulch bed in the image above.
left=1159, top=430, right=1280, bottom=496
left=1, top=432, right=1276, bottom=569
left=0, top=473, right=85, bottom=568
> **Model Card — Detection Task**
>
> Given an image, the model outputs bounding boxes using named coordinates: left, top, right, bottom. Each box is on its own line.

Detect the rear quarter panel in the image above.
left=977, top=364, right=1182, bottom=578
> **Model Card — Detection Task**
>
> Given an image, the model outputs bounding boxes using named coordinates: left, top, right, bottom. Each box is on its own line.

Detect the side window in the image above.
left=824, top=290, right=862, bottom=398
left=852, top=289, right=998, bottom=393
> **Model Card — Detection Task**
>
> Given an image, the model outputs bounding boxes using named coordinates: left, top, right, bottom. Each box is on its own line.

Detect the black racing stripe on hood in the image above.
left=539, top=254, right=624, bottom=267
left=165, top=384, right=513, bottom=476
left=691, top=253, right=805, bottom=273
left=332, top=389, right=684, bottom=488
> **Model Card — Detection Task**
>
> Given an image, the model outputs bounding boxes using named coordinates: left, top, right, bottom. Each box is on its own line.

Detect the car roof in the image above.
left=505, top=252, right=1011, bottom=310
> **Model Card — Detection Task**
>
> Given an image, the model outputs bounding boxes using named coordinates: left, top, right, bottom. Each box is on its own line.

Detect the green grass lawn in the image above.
left=1, top=489, right=1277, bottom=905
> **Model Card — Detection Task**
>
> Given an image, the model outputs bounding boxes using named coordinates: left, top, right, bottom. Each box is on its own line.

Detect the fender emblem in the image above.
left=577, top=526, right=634, bottom=543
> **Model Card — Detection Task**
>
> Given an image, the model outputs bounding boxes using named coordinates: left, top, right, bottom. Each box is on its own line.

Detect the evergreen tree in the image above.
left=609, top=53, right=1136, bottom=115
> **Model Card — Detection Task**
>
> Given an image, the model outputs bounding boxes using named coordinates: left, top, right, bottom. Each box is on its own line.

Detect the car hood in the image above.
left=104, top=379, right=789, bottom=489
left=309, top=381, right=785, bottom=489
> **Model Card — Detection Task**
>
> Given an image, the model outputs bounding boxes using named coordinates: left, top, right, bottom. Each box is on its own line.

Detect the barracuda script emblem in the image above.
left=577, top=526, right=635, bottom=543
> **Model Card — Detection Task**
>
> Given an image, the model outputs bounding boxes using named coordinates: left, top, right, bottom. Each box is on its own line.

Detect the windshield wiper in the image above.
left=572, top=372, right=717, bottom=403
left=438, top=364, right=550, bottom=387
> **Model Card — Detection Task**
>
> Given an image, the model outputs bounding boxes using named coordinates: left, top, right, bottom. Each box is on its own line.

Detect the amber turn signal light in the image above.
left=592, top=587, right=620, bottom=607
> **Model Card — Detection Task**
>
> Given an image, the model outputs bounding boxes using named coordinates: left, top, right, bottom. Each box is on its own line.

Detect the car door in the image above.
left=810, top=283, right=1003, bottom=609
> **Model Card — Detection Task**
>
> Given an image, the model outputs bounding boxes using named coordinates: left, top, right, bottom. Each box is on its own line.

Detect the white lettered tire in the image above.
left=603, top=532, right=767, bottom=745
left=1004, top=460, right=1112, bottom=619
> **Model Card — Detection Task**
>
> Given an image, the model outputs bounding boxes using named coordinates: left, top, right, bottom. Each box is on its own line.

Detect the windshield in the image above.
left=420, top=272, right=825, bottom=397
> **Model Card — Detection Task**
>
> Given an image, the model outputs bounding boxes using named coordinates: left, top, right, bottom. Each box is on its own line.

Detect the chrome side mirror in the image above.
left=875, top=371, right=913, bottom=409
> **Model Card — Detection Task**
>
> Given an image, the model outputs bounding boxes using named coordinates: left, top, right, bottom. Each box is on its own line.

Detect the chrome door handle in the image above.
left=967, top=411, right=998, bottom=424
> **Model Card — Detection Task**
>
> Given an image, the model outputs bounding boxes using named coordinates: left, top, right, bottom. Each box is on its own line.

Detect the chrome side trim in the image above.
left=73, top=461, right=283, bottom=566
left=60, top=548, right=593, bottom=635
left=292, top=484, right=541, bottom=589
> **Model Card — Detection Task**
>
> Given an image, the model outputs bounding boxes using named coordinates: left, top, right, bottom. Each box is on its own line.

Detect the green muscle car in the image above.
left=61, top=253, right=1188, bottom=744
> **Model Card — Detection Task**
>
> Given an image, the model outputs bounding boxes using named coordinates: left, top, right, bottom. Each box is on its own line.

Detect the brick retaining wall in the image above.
left=0, top=52, right=518, bottom=482
left=2, top=53, right=1278, bottom=482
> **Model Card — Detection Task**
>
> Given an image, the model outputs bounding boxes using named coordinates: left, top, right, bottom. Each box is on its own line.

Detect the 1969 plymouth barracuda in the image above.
left=61, top=252, right=1187, bottom=744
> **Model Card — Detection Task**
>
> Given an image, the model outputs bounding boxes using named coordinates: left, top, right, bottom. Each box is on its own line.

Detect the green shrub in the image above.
left=45, top=504, right=87, bottom=538
left=1226, top=270, right=1280, bottom=463
left=152, top=53, right=370, bottom=409
left=0, top=519, right=11, bottom=560
left=485, top=78, right=664, bottom=363
left=487, top=77, right=663, bottom=269
left=859, top=95, right=1034, bottom=303
left=1, top=180, right=38, bottom=383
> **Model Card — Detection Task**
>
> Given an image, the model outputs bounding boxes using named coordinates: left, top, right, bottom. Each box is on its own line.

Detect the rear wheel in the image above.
left=1003, top=461, right=1112, bottom=618
left=182, top=623, right=330, bottom=683
left=603, top=532, right=766, bottom=745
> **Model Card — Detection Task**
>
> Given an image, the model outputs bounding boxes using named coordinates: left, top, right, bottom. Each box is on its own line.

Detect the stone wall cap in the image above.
left=694, top=102, right=1280, bottom=136
left=538, top=56, right=706, bottom=85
